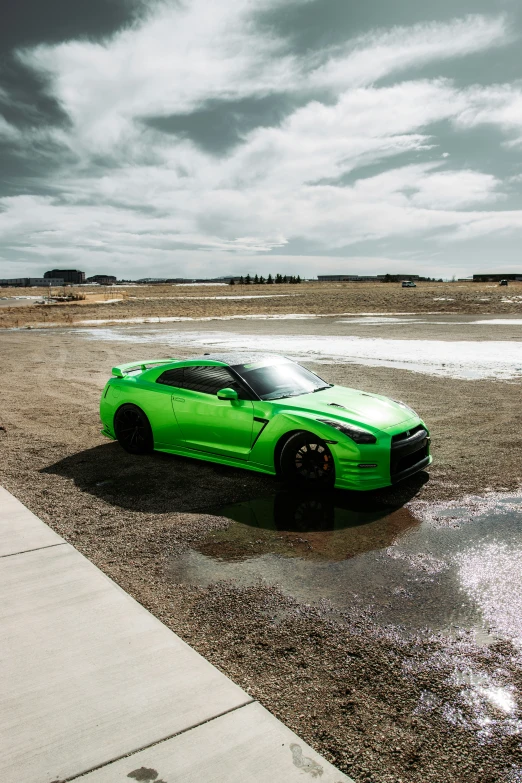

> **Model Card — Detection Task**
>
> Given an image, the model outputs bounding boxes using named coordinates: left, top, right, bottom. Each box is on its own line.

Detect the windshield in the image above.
left=232, top=357, right=331, bottom=400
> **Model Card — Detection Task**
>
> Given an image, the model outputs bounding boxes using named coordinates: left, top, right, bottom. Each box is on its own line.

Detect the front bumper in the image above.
left=390, top=425, right=430, bottom=483
left=332, top=419, right=431, bottom=491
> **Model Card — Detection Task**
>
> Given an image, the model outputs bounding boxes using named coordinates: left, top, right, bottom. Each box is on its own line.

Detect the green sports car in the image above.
left=100, top=353, right=431, bottom=491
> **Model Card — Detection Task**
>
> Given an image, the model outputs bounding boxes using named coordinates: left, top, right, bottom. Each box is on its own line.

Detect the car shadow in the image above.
left=42, top=441, right=429, bottom=527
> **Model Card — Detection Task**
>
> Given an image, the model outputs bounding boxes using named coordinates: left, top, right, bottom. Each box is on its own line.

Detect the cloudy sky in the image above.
left=2, top=0, right=522, bottom=280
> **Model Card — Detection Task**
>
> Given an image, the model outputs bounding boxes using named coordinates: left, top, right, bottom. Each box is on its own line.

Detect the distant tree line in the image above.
left=230, top=274, right=301, bottom=285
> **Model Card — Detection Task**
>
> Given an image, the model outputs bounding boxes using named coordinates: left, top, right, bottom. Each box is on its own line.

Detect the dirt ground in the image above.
left=1, top=280, right=522, bottom=329
left=1, top=316, right=522, bottom=783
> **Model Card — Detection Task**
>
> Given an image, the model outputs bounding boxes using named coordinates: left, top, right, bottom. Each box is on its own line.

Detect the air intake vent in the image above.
left=328, top=403, right=346, bottom=409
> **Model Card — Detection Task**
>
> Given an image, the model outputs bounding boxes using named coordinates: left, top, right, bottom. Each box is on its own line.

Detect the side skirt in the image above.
left=154, top=444, right=277, bottom=476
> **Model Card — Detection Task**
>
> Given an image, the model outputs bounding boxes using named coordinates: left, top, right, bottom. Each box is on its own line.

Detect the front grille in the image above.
left=391, top=424, right=425, bottom=445
left=390, top=425, right=430, bottom=482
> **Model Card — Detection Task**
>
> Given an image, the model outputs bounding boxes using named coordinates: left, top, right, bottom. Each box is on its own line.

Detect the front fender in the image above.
left=248, top=410, right=363, bottom=472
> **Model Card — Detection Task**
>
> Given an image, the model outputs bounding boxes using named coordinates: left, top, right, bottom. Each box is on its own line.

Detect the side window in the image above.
left=183, top=366, right=237, bottom=395
left=156, top=368, right=185, bottom=388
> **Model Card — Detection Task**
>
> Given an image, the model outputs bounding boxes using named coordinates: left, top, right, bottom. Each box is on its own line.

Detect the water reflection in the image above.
left=218, top=491, right=398, bottom=531
left=167, top=492, right=522, bottom=643
left=199, top=490, right=419, bottom=562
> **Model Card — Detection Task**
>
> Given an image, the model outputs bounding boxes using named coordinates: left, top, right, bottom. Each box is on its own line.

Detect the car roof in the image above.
left=190, top=352, right=285, bottom=367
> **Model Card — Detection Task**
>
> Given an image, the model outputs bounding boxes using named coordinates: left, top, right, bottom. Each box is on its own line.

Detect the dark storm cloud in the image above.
left=0, top=0, right=146, bottom=128
left=0, top=140, right=69, bottom=197
left=0, top=59, right=66, bottom=129
left=0, top=1, right=148, bottom=196
left=0, top=80, right=67, bottom=197
left=1, top=0, right=142, bottom=52
left=143, top=94, right=308, bottom=154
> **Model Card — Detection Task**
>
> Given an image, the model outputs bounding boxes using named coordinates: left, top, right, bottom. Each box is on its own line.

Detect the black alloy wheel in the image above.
left=114, top=404, right=153, bottom=455
left=280, top=431, right=335, bottom=488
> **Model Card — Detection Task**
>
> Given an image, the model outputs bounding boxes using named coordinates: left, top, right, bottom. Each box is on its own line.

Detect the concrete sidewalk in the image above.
left=0, top=486, right=352, bottom=783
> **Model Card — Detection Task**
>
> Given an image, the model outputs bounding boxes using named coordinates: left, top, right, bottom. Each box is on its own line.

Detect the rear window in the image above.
left=183, top=365, right=236, bottom=395
left=157, top=365, right=251, bottom=398
left=156, top=368, right=185, bottom=388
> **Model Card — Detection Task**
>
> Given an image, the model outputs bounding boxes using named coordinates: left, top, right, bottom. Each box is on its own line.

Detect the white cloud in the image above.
left=454, top=84, right=522, bottom=145
left=410, top=169, right=501, bottom=209
left=17, top=9, right=510, bottom=155
left=18, top=0, right=304, bottom=153
left=310, top=15, right=510, bottom=90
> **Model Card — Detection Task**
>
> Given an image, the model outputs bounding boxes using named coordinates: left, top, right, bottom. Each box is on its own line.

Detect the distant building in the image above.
left=30, top=277, right=64, bottom=287
left=317, top=275, right=361, bottom=282
left=86, top=275, right=117, bottom=285
left=376, top=274, right=420, bottom=282
left=317, top=274, right=420, bottom=282
left=473, top=273, right=522, bottom=282
left=44, top=269, right=85, bottom=284
left=0, top=277, right=64, bottom=287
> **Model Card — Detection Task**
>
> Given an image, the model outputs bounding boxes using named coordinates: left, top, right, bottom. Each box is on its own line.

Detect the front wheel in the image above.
left=114, top=404, right=153, bottom=455
left=279, top=431, right=335, bottom=488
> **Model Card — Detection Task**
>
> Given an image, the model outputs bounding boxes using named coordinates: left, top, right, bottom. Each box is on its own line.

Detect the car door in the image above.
left=170, top=365, right=255, bottom=458
left=153, top=366, right=186, bottom=447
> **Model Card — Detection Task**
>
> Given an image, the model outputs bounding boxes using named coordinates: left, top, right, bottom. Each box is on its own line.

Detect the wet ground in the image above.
left=72, top=314, right=522, bottom=379
left=71, top=311, right=522, bottom=341
left=168, top=486, right=522, bottom=645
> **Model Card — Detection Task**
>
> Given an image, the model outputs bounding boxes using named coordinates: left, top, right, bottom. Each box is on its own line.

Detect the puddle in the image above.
left=168, top=492, right=522, bottom=642
left=194, top=491, right=419, bottom=562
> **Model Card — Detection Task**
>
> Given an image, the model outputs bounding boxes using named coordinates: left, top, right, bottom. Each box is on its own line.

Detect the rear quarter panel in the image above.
left=100, top=377, right=183, bottom=446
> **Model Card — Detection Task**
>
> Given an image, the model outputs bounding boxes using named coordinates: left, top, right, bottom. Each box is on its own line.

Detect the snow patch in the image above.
left=74, top=330, right=522, bottom=379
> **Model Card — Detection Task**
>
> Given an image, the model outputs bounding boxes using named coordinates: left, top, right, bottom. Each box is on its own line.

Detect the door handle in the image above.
left=173, top=396, right=185, bottom=403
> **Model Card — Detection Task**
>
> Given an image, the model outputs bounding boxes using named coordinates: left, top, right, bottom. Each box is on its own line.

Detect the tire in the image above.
left=114, top=404, right=154, bottom=455
left=279, top=431, right=335, bottom=488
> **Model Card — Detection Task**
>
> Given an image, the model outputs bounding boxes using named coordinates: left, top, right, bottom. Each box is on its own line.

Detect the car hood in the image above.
left=272, top=385, right=415, bottom=430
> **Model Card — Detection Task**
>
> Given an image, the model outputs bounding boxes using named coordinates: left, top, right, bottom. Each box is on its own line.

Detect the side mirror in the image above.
left=217, top=387, right=238, bottom=401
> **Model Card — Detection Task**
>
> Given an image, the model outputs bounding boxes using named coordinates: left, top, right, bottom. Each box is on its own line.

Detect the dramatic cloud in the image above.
left=1, top=1, right=522, bottom=278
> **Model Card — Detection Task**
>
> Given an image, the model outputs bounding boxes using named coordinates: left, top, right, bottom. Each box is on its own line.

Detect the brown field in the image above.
left=1, top=280, right=521, bottom=328
left=1, top=315, right=521, bottom=782
left=1, top=284, right=522, bottom=783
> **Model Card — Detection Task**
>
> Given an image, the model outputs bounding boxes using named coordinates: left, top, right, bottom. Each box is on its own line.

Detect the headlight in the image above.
left=391, top=399, right=417, bottom=416
left=317, top=419, right=377, bottom=444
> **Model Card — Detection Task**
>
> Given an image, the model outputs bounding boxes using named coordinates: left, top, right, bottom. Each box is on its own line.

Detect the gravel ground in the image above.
left=1, top=325, right=521, bottom=783
left=1, top=280, right=522, bottom=328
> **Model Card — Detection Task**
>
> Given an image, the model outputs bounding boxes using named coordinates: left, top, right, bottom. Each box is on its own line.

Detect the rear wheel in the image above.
left=279, top=431, right=335, bottom=488
left=114, top=404, right=153, bottom=455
